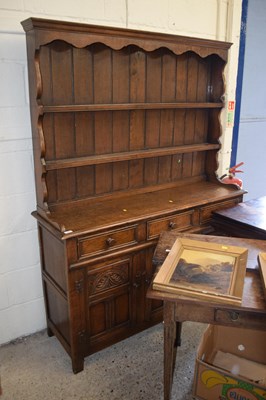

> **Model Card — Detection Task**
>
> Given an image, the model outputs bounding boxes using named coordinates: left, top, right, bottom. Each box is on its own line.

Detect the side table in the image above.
left=147, top=232, right=266, bottom=400
left=212, top=196, right=266, bottom=239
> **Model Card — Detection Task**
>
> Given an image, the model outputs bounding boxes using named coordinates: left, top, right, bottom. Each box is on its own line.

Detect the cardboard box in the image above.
left=193, top=325, right=266, bottom=400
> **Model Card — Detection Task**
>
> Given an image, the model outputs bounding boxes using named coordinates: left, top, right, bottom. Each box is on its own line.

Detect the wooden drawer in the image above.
left=78, top=225, right=138, bottom=259
left=199, top=200, right=239, bottom=224
left=214, top=309, right=266, bottom=330
left=147, top=211, right=194, bottom=240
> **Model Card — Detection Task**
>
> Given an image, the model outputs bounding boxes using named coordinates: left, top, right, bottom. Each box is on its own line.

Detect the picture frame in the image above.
left=153, top=238, right=248, bottom=305
left=258, top=253, right=266, bottom=301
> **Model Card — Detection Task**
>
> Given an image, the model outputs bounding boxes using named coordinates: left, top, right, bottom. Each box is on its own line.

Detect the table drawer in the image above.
left=214, top=308, right=266, bottom=330
left=78, top=225, right=138, bottom=259
left=200, top=200, right=239, bottom=224
left=147, top=211, right=194, bottom=240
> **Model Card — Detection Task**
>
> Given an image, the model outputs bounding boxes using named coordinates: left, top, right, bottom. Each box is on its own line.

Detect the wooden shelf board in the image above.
left=41, top=102, right=223, bottom=114
left=45, top=143, right=220, bottom=170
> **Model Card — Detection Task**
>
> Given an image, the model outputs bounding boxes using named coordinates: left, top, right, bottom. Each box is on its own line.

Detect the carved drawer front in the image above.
left=199, top=200, right=239, bottom=224
left=78, top=226, right=138, bottom=259
left=87, top=258, right=130, bottom=297
left=147, top=211, right=194, bottom=240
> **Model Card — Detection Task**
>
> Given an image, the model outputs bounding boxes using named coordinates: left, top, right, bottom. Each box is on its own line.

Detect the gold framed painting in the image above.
left=258, top=253, right=266, bottom=301
left=153, top=238, right=248, bottom=305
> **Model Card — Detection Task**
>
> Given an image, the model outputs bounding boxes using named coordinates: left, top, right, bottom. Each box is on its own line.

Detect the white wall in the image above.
left=0, top=0, right=242, bottom=345
left=236, top=0, right=266, bottom=200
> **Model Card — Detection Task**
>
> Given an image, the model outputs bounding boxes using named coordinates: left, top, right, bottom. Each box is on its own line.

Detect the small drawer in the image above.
left=147, top=211, right=194, bottom=240
left=214, top=309, right=266, bottom=330
left=78, top=226, right=138, bottom=259
left=200, top=200, right=239, bottom=224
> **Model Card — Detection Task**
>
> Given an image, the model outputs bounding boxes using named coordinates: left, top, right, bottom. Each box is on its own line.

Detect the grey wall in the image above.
left=236, top=0, right=266, bottom=200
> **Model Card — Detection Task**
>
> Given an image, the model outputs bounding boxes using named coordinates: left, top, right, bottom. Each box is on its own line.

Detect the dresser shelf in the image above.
left=45, top=143, right=221, bottom=170
left=41, top=102, right=223, bottom=113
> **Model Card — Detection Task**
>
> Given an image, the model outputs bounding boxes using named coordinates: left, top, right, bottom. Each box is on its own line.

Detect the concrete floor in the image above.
left=0, top=322, right=206, bottom=400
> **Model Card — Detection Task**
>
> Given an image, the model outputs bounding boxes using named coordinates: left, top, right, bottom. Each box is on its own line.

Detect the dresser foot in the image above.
left=72, top=358, right=84, bottom=374
left=47, top=327, right=54, bottom=337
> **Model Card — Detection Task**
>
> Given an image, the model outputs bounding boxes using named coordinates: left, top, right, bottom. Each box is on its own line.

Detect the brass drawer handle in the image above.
left=168, top=221, right=177, bottom=229
left=106, top=237, right=116, bottom=246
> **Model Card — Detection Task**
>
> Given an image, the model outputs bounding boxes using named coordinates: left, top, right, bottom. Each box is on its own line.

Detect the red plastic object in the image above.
left=221, top=162, right=244, bottom=188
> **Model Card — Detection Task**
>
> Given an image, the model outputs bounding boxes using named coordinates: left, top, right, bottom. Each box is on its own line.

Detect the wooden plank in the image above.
left=113, top=161, right=129, bottom=191
left=192, top=151, right=206, bottom=178
left=95, top=163, right=113, bottom=194
left=73, top=47, right=93, bottom=104
left=175, top=53, right=188, bottom=102
left=171, top=154, right=183, bottom=181
left=112, top=48, right=130, bottom=103
left=94, top=111, right=112, bottom=155
left=129, top=48, right=146, bottom=152
left=75, top=112, right=94, bottom=157
left=129, top=159, right=144, bottom=188
left=145, top=110, right=160, bottom=149
left=54, top=113, right=75, bottom=159
left=129, top=47, right=146, bottom=102
left=160, top=52, right=176, bottom=186
left=46, top=170, right=57, bottom=203
left=45, top=143, right=220, bottom=170
left=158, top=155, right=172, bottom=184
left=56, top=168, right=76, bottom=201
left=76, top=166, right=95, bottom=198
left=197, top=57, right=209, bottom=102
left=187, top=53, right=199, bottom=102
left=42, top=102, right=223, bottom=113
left=50, top=41, right=73, bottom=104
left=129, top=110, right=145, bottom=150
left=144, top=158, right=158, bottom=186
left=173, top=110, right=186, bottom=146
left=194, top=110, right=208, bottom=143
left=209, top=56, right=224, bottom=102
left=93, top=44, right=112, bottom=103
left=184, top=110, right=196, bottom=145
left=182, top=153, right=193, bottom=179
left=113, top=111, right=130, bottom=153
left=145, top=50, right=162, bottom=182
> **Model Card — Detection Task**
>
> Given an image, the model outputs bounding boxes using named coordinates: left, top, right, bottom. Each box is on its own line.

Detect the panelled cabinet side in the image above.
left=22, top=17, right=245, bottom=372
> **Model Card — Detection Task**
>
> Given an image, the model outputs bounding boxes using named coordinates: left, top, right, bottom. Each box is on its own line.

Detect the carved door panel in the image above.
left=86, top=257, right=132, bottom=349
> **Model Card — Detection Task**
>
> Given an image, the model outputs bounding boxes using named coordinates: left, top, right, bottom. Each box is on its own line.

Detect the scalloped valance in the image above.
left=21, top=17, right=231, bottom=61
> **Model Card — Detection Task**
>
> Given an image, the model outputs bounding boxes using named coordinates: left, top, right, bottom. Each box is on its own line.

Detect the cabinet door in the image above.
left=132, top=247, right=163, bottom=324
left=86, top=257, right=132, bottom=351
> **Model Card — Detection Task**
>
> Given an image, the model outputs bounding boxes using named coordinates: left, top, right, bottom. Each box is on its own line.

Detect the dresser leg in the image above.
left=47, top=327, right=54, bottom=337
left=72, top=357, right=84, bottom=374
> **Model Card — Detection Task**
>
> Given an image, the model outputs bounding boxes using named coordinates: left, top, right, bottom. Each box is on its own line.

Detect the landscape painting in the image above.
left=152, top=238, right=248, bottom=305
left=169, top=249, right=235, bottom=295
